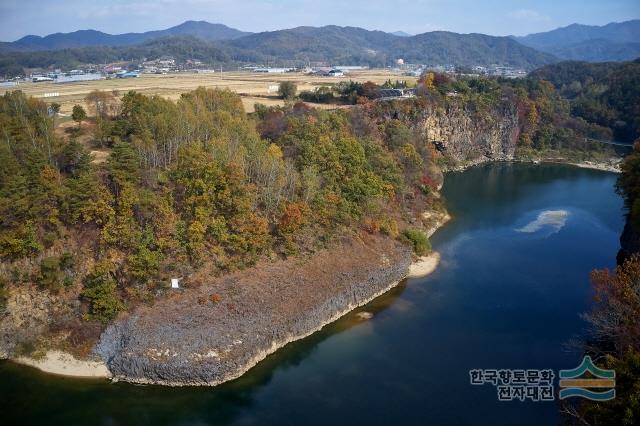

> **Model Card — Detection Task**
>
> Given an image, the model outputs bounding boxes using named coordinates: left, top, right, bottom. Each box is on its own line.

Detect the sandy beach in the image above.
left=407, top=252, right=441, bottom=278
left=15, top=350, right=111, bottom=378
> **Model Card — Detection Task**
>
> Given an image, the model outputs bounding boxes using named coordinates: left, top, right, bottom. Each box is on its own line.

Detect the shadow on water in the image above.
left=0, top=280, right=410, bottom=426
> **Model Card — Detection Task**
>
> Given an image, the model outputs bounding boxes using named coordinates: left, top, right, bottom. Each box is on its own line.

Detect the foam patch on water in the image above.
left=516, top=210, right=569, bottom=234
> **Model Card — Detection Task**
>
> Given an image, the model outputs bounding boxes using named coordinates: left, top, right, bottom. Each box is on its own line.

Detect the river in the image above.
left=0, top=163, right=624, bottom=425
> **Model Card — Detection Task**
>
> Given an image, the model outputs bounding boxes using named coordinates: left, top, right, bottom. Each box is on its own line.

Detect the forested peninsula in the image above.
left=0, top=65, right=634, bottom=385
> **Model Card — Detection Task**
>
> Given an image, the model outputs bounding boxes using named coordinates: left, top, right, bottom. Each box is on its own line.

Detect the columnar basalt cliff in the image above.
left=420, top=101, right=520, bottom=165
left=374, top=98, right=522, bottom=170
left=96, top=234, right=412, bottom=386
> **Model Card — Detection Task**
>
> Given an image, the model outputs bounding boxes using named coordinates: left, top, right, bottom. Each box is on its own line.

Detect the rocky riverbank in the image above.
left=96, top=234, right=417, bottom=386
left=4, top=215, right=451, bottom=383
left=564, top=161, right=621, bottom=173
left=442, top=156, right=622, bottom=174
left=7, top=147, right=619, bottom=384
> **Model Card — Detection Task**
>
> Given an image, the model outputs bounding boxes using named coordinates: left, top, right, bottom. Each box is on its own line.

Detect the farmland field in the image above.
left=1, top=69, right=417, bottom=113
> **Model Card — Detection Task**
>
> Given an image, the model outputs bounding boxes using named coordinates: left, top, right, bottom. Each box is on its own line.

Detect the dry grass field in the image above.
left=1, top=69, right=417, bottom=114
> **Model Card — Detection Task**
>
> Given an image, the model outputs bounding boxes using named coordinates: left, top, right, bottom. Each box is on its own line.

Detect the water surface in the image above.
left=0, top=163, right=624, bottom=425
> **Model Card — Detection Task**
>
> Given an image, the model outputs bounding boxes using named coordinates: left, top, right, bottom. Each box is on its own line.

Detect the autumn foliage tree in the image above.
left=587, top=255, right=640, bottom=353
left=567, top=256, right=640, bottom=425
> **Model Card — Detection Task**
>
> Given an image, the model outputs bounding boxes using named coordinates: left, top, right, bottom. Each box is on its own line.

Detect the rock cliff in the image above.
left=97, top=234, right=412, bottom=386
left=421, top=101, right=521, bottom=166
left=0, top=288, right=69, bottom=358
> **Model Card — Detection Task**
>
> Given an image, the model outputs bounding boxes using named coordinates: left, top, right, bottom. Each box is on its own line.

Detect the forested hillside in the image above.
left=529, top=59, right=640, bottom=142
left=0, top=21, right=250, bottom=52
left=0, top=88, right=433, bottom=333
left=0, top=71, right=619, bottom=356
left=0, top=26, right=556, bottom=77
left=0, top=36, right=235, bottom=78
left=516, top=19, right=640, bottom=62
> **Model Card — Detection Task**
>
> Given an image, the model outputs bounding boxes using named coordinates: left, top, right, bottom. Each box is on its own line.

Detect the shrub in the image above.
left=14, top=340, right=37, bottom=358
left=0, top=222, right=42, bottom=259
left=59, top=252, right=75, bottom=270
left=38, top=256, right=63, bottom=290
left=278, top=81, right=297, bottom=100
left=127, top=246, right=162, bottom=283
left=380, top=218, right=399, bottom=238
left=299, top=86, right=335, bottom=103
left=82, top=262, right=124, bottom=324
left=401, top=228, right=431, bottom=256
left=37, top=253, right=75, bottom=291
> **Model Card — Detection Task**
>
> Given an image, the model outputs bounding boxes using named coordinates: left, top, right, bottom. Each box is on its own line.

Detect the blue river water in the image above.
left=0, top=163, right=624, bottom=425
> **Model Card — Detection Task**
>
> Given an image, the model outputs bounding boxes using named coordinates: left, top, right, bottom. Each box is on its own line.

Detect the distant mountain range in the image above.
left=514, top=20, right=640, bottom=62
left=0, top=26, right=557, bottom=76
left=1, top=19, right=639, bottom=77
left=0, top=22, right=556, bottom=74
left=0, top=21, right=250, bottom=52
left=224, top=25, right=554, bottom=68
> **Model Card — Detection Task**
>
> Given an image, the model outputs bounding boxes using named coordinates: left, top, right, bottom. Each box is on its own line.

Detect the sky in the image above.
left=0, top=0, right=638, bottom=41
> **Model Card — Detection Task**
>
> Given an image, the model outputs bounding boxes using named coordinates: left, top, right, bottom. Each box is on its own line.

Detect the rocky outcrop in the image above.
left=97, top=234, right=412, bottom=386
left=0, top=287, right=70, bottom=358
left=420, top=100, right=520, bottom=167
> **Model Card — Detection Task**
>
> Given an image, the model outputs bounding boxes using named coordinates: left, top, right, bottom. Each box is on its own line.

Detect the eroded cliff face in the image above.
left=421, top=101, right=521, bottom=168
left=0, top=288, right=73, bottom=358
left=97, top=234, right=412, bottom=386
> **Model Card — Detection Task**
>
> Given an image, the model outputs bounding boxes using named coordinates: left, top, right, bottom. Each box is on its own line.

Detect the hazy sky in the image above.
left=0, top=0, right=638, bottom=41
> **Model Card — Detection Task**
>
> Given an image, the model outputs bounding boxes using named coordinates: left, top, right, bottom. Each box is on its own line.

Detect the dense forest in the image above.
left=0, top=87, right=440, bottom=334
left=530, top=59, right=640, bottom=142
left=0, top=69, right=624, bottom=357
left=296, top=71, right=615, bottom=152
